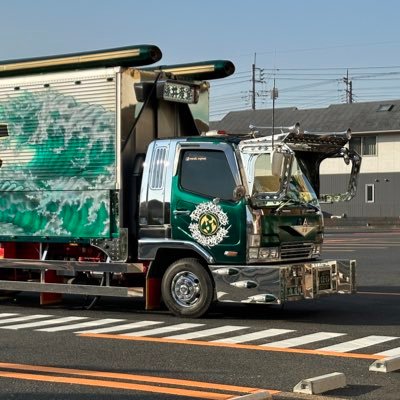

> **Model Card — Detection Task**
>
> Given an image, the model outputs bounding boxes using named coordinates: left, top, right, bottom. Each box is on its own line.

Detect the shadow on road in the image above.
left=1, top=286, right=399, bottom=328
left=204, top=287, right=400, bottom=327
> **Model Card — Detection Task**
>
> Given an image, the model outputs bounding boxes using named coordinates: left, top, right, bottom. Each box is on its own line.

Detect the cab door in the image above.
left=171, top=144, right=246, bottom=264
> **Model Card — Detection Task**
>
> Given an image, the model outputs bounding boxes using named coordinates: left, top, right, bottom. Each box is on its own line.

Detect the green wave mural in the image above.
left=0, top=90, right=117, bottom=240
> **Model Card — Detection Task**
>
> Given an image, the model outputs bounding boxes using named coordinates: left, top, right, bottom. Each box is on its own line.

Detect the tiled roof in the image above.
left=210, top=99, right=400, bottom=134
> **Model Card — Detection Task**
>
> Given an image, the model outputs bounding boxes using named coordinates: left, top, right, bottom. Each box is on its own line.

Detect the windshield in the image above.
left=240, top=150, right=318, bottom=207
left=253, top=153, right=281, bottom=193
left=288, top=158, right=319, bottom=206
left=240, top=153, right=281, bottom=195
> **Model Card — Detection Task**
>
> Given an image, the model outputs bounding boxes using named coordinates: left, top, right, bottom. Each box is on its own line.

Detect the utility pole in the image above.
left=250, top=53, right=266, bottom=110
left=343, top=69, right=353, bottom=103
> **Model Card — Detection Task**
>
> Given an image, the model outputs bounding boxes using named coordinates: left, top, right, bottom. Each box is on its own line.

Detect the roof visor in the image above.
left=280, top=128, right=362, bottom=202
left=281, top=128, right=352, bottom=152
left=0, top=45, right=162, bottom=77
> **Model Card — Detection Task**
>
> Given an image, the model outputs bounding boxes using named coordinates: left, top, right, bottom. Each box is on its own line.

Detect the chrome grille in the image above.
left=281, top=242, right=313, bottom=259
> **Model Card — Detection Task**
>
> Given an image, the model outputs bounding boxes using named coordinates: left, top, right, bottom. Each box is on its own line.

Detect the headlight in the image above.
left=259, top=247, right=279, bottom=259
left=248, top=234, right=261, bottom=247
left=248, top=248, right=259, bottom=259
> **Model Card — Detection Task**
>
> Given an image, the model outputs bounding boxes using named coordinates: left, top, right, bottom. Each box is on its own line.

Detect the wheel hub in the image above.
left=171, top=271, right=201, bottom=307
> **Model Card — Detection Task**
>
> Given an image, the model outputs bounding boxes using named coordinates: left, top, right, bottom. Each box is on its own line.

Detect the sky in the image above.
left=1, top=0, right=400, bottom=120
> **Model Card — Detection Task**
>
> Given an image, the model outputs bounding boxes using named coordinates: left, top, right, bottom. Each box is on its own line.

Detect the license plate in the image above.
left=318, top=269, right=332, bottom=291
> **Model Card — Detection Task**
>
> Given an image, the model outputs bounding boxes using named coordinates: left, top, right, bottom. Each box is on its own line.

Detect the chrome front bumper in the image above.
left=210, top=259, right=356, bottom=304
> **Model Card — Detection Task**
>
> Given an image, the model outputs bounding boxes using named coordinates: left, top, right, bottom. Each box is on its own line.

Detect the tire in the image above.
left=161, top=258, right=214, bottom=318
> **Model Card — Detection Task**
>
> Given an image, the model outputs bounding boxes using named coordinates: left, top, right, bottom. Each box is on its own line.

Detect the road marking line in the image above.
left=325, top=245, right=387, bottom=248
left=0, top=371, right=233, bottom=399
left=262, top=332, right=347, bottom=348
left=0, top=361, right=273, bottom=393
left=36, top=318, right=125, bottom=332
left=80, top=333, right=384, bottom=360
left=76, top=320, right=164, bottom=334
left=318, top=335, right=399, bottom=352
left=0, top=316, right=88, bottom=330
left=0, top=362, right=279, bottom=398
left=324, top=242, right=386, bottom=246
left=0, top=313, right=19, bottom=318
left=322, top=249, right=355, bottom=252
left=375, top=347, right=400, bottom=357
left=122, top=323, right=204, bottom=337
left=0, top=315, right=53, bottom=325
left=358, top=291, right=400, bottom=297
left=212, top=329, right=294, bottom=344
left=166, top=326, right=247, bottom=340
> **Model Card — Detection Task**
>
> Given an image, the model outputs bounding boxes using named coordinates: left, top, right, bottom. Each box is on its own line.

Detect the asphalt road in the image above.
left=0, top=230, right=399, bottom=399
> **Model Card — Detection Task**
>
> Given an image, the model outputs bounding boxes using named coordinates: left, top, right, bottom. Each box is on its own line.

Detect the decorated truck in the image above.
left=0, top=45, right=361, bottom=317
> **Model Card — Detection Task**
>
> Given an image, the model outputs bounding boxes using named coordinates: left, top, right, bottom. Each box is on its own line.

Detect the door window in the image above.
left=180, top=150, right=236, bottom=200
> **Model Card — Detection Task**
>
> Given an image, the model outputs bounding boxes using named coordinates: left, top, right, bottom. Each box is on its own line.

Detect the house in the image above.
left=211, top=100, right=400, bottom=218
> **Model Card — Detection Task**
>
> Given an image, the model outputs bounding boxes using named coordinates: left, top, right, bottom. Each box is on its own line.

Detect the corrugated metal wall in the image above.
left=321, top=173, right=400, bottom=217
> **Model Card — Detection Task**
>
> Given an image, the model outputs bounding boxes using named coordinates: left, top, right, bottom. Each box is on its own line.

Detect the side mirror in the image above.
left=233, top=185, right=246, bottom=201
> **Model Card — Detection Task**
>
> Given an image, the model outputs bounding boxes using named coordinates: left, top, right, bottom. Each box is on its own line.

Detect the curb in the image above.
left=272, top=392, right=346, bottom=400
left=230, top=390, right=271, bottom=399
left=232, top=391, right=346, bottom=400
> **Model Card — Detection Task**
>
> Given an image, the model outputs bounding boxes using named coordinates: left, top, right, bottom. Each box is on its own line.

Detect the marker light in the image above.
left=157, top=80, right=199, bottom=104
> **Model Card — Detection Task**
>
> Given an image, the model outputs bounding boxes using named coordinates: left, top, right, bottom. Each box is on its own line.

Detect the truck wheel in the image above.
left=161, top=258, right=214, bottom=318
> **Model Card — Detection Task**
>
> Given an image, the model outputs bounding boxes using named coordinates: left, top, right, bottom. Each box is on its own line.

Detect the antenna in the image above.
left=271, top=77, right=279, bottom=146
left=252, top=53, right=256, bottom=110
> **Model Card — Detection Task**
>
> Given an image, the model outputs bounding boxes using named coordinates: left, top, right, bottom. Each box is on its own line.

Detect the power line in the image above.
left=209, top=63, right=400, bottom=119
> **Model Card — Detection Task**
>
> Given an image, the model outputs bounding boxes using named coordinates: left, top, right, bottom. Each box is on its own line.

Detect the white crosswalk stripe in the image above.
left=0, top=315, right=53, bottom=325
left=212, top=329, right=294, bottom=344
left=36, top=318, right=125, bottom=332
left=0, top=313, right=19, bottom=319
left=166, top=325, right=248, bottom=340
left=122, top=323, right=204, bottom=337
left=0, top=312, right=399, bottom=357
left=262, top=332, right=347, bottom=348
left=0, top=316, right=88, bottom=330
left=76, top=320, right=164, bottom=334
left=317, top=335, right=399, bottom=352
left=375, top=347, right=400, bottom=357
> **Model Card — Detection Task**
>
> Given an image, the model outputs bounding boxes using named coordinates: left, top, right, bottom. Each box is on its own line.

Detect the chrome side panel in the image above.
left=138, top=238, right=215, bottom=264
left=210, top=259, right=356, bottom=304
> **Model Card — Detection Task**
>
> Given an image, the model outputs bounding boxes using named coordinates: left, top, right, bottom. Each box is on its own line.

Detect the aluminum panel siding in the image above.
left=0, top=68, right=119, bottom=240
left=321, top=172, right=400, bottom=217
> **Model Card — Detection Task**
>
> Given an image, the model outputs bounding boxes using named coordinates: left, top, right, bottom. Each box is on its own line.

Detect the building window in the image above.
left=350, top=136, right=376, bottom=156
left=365, top=184, right=375, bottom=203
left=363, top=136, right=376, bottom=155
left=377, top=104, right=394, bottom=112
left=350, top=137, right=361, bottom=155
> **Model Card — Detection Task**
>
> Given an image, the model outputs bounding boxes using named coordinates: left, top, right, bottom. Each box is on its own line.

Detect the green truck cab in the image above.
left=140, top=128, right=360, bottom=317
